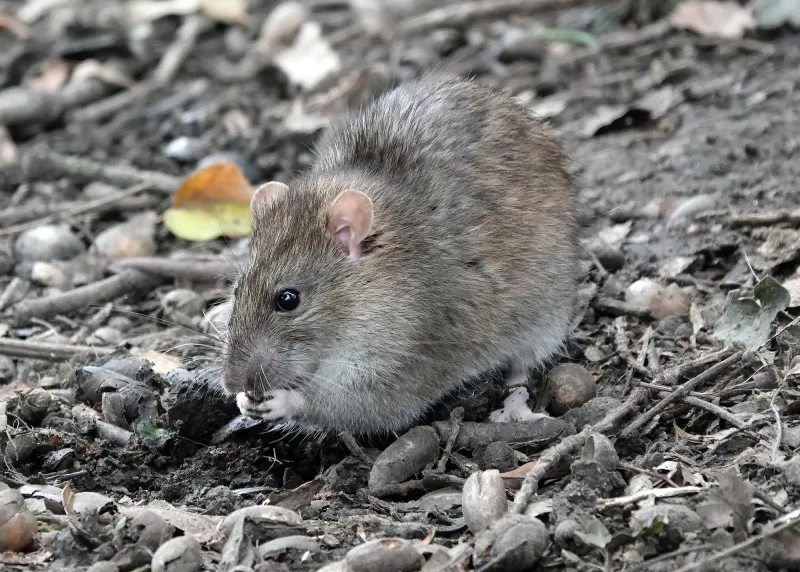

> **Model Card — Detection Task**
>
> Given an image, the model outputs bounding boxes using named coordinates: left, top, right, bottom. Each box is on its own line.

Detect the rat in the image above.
left=221, top=75, right=578, bottom=435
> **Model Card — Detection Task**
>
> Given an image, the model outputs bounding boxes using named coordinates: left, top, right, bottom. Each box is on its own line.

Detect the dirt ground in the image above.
left=1, top=0, right=800, bottom=571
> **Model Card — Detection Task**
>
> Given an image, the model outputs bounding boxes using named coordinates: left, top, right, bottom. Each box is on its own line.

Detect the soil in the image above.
left=1, top=1, right=799, bottom=571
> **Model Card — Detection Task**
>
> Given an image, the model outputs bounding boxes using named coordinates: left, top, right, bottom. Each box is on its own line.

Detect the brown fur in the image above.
left=223, top=76, right=578, bottom=435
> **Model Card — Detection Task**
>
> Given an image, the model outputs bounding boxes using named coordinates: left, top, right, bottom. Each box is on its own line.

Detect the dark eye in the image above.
left=275, top=289, right=300, bottom=312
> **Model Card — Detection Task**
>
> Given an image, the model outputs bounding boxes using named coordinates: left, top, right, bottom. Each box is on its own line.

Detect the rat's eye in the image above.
left=275, top=289, right=300, bottom=312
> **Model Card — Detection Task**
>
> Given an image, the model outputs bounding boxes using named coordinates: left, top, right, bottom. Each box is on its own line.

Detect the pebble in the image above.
left=626, top=279, right=690, bottom=319
left=107, top=316, right=133, bottom=332
left=462, top=470, right=509, bottom=534
left=151, top=535, right=203, bottom=572
left=15, top=388, right=52, bottom=424
left=0, top=355, right=16, bottom=384
left=260, top=1, right=308, bottom=47
left=164, top=137, right=205, bottom=163
left=0, top=488, right=38, bottom=552
left=87, top=327, right=124, bottom=346
left=124, top=509, right=173, bottom=552
left=473, top=514, right=548, bottom=571
left=14, top=224, right=85, bottom=262
left=547, top=363, right=597, bottom=416
left=631, top=504, right=704, bottom=536
left=30, top=261, right=71, bottom=289
left=92, top=212, right=157, bottom=260
left=368, top=426, right=440, bottom=493
left=479, top=441, right=517, bottom=472
left=345, top=537, right=424, bottom=572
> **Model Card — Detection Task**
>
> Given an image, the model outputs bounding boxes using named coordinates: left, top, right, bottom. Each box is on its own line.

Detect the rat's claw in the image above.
left=236, top=390, right=305, bottom=422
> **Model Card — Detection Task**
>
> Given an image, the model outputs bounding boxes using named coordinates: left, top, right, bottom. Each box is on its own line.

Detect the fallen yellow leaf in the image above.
left=163, top=202, right=251, bottom=241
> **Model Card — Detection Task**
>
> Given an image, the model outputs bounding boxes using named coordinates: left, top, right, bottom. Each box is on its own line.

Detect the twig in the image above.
left=435, top=407, right=464, bottom=472
left=0, top=182, right=152, bottom=237
left=511, top=387, right=648, bottom=513
left=620, top=350, right=744, bottom=439
left=71, top=16, right=209, bottom=123
left=0, top=277, right=25, bottom=311
left=155, top=14, right=210, bottom=84
left=673, top=509, right=800, bottom=572
left=659, top=390, right=745, bottom=428
left=769, top=389, right=783, bottom=465
left=21, top=151, right=180, bottom=194
left=0, top=194, right=159, bottom=229
left=338, top=432, right=373, bottom=467
left=396, top=0, right=580, bottom=36
left=627, top=545, right=715, bottom=572
left=70, top=303, right=114, bottom=344
left=728, top=209, right=800, bottom=228
left=0, top=338, right=113, bottom=360
left=12, top=269, right=165, bottom=326
left=592, top=296, right=651, bottom=319
left=597, top=485, right=706, bottom=508
left=111, top=257, right=239, bottom=282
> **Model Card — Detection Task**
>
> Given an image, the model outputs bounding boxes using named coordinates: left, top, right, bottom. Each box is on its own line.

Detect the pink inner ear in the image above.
left=327, top=189, right=373, bottom=261
left=333, top=223, right=361, bottom=260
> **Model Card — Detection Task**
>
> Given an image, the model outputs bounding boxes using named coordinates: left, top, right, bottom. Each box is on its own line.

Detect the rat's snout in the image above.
left=223, top=342, right=277, bottom=397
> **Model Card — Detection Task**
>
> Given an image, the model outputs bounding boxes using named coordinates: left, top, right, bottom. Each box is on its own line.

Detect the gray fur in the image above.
left=222, top=76, right=578, bottom=435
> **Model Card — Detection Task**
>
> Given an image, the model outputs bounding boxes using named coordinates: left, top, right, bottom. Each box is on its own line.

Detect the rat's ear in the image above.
left=251, top=181, right=289, bottom=213
left=326, top=189, right=373, bottom=261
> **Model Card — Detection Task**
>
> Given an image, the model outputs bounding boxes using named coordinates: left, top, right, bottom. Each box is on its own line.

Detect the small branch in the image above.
left=396, top=0, right=580, bottom=36
left=592, top=296, right=652, bottom=319
left=21, top=151, right=180, bottom=194
left=0, top=194, right=159, bottom=229
left=674, top=509, right=800, bottom=572
left=0, top=182, right=153, bottom=237
left=111, top=257, right=240, bottom=282
left=728, top=209, right=800, bottom=228
left=0, top=338, right=113, bottom=360
left=620, top=350, right=744, bottom=438
left=511, top=387, right=648, bottom=513
left=12, top=269, right=165, bottom=326
left=71, top=16, right=209, bottom=123
left=597, top=486, right=706, bottom=508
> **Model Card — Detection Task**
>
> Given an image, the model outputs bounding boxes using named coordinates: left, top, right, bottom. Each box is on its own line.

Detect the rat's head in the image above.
left=222, top=179, right=426, bottom=434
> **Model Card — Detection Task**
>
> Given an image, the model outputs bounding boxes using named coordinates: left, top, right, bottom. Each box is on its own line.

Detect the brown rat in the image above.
left=221, top=76, right=578, bottom=435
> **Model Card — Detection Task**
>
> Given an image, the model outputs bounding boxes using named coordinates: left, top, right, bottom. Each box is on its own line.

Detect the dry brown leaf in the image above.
left=670, top=1, right=755, bottom=38
left=499, top=461, right=537, bottom=489
left=172, top=162, right=253, bottom=208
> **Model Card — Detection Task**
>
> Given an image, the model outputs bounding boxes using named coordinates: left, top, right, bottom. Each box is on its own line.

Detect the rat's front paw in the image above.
left=236, top=390, right=305, bottom=422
